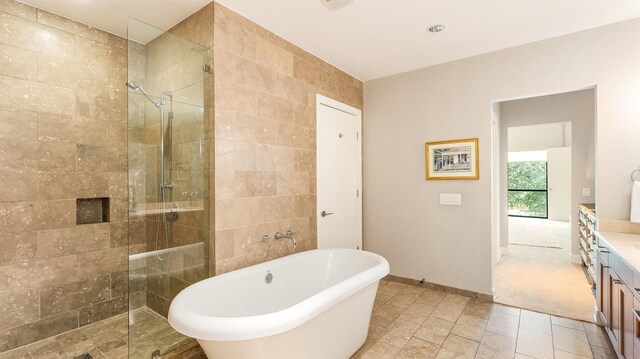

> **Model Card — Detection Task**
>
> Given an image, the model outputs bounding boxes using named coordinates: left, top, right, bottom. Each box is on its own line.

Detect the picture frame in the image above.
left=425, top=138, right=479, bottom=180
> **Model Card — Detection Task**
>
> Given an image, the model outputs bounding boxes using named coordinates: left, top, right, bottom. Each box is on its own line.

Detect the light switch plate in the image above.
left=440, top=193, right=462, bottom=205
left=582, top=188, right=591, bottom=197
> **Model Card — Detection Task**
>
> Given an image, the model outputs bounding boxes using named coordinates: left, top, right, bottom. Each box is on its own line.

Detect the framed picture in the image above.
left=425, top=138, right=479, bottom=180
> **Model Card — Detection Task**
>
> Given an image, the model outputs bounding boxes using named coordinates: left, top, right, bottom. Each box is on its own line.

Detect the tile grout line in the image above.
left=370, top=281, right=608, bottom=359
left=550, top=315, right=556, bottom=359
left=513, top=309, right=522, bottom=358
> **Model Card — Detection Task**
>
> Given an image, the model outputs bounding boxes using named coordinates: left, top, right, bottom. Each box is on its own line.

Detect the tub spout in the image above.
left=285, top=230, right=297, bottom=249
left=275, top=230, right=298, bottom=250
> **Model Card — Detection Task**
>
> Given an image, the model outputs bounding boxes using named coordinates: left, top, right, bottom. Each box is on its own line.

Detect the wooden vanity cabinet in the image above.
left=633, top=297, right=640, bottom=359
left=579, top=204, right=597, bottom=286
left=603, top=261, right=635, bottom=358
left=598, top=245, right=610, bottom=326
left=621, top=282, right=634, bottom=359
left=611, top=270, right=622, bottom=348
left=596, top=233, right=638, bottom=359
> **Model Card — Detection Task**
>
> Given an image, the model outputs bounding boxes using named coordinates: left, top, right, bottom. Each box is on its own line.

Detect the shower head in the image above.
left=126, top=80, right=162, bottom=108
left=126, top=80, right=141, bottom=91
left=126, top=80, right=138, bottom=90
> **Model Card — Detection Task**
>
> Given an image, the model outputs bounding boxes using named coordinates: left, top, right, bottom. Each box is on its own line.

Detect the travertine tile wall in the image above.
left=212, top=3, right=364, bottom=274
left=0, top=0, right=128, bottom=352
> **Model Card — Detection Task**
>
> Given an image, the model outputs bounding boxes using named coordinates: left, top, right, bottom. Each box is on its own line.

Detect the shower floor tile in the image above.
left=128, top=307, right=202, bottom=359
left=0, top=314, right=127, bottom=359
left=0, top=307, right=201, bottom=359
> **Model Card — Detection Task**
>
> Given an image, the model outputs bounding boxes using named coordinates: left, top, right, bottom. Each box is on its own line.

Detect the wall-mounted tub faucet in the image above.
left=275, top=230, right=298, bottom=250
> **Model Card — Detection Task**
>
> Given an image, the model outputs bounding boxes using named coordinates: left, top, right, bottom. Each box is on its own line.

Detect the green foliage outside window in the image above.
left=508, top=161, right=547, bottom=217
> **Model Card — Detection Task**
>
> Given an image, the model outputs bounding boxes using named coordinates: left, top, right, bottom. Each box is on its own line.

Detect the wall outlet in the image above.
left=440, top=193, right=462, bottom=205
left=582, top=188, right=591, bottom=197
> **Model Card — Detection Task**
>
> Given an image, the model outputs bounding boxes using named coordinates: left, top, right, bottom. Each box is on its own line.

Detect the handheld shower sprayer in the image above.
left=126, top=80, right=163, bottom=108
left=126, top=79, right=176, bottom=261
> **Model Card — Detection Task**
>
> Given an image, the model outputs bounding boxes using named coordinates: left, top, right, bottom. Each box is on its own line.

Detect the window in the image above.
left=507, top=161, right=548, bottom=218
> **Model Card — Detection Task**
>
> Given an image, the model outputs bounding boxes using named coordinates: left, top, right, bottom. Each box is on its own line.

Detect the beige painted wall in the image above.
left=499, top=90, right=596, bottom=259
left=364, top=19, right=640, bottom=294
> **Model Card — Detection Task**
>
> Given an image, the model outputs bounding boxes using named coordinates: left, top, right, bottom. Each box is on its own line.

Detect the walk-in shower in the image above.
left=127, top=17, right=212, bottom=358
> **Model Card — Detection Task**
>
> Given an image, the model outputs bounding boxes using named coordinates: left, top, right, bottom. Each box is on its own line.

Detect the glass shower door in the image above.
left=127, top=17, right=212, bottom=358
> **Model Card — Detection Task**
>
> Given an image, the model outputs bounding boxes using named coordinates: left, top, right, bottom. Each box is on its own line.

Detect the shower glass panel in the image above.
left=127, top=18, right=212, bottom=358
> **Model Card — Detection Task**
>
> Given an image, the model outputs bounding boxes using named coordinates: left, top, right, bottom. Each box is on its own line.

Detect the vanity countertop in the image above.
left=578, top=203, right=596, bottom=217
left=596, top=231, right=640, bottom=271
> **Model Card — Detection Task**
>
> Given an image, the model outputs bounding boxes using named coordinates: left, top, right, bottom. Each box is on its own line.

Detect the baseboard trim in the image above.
left=384, top=274, right=494, bottom=302
left=594, top=305, right=604, bottom=326
left=498, top=247, right=511, bottom=262
left=569, top=254, right=582, bottom=265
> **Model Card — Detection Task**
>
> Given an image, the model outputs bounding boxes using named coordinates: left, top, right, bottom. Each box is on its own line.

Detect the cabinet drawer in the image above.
left=597, top=246, right=609, bottom=266
left=611, top=253, right=635, bottom=289
left=596, top=234, right=610, bottom=265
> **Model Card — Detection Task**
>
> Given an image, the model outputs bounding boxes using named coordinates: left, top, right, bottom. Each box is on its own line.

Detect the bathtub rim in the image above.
left=168, top=248, right=389, bottom=341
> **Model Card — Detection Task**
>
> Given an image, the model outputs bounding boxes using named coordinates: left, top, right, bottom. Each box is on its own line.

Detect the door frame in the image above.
left=316, top=94, right=363, bottom=250
left=491, top=86, right=598, bottom=297
left=546, top=146, right=572, bottom=221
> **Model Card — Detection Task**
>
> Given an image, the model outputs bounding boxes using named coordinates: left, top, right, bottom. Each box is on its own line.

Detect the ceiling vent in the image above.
left=320, top=0, right=355, bottom=11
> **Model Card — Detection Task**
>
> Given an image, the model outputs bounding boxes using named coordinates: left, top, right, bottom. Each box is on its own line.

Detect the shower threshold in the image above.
left=128, top=307, right=203, bottom=359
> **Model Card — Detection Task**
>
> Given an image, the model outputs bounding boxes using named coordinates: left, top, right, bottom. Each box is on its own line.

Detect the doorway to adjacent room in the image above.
left=492, top=89, right=597, bottom=321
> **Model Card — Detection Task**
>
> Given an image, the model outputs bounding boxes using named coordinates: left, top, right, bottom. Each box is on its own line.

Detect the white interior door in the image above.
left=316, top=95, right=362, bottom=250
left=547, top=147, right=571, bottom=221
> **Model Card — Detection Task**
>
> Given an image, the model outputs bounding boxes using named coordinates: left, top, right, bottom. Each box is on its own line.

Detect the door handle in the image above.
left=321, top=211, right=334, bottom=217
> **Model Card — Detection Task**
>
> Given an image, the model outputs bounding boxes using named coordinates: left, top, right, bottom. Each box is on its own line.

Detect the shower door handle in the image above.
left=321, top=211, right=334, bottom=217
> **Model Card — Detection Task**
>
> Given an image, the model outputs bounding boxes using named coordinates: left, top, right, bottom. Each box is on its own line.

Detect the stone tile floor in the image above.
left=0, top=307, right=196, bottom=359
left=352, top=279, right=616, bottom=359
left=0, top=313, right=128, bottom=359
left=0, top=279, right=617, bottom=359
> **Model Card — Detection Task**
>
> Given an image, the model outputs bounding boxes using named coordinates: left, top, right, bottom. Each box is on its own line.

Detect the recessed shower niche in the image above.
left=76, top=197, right=110, bottom=225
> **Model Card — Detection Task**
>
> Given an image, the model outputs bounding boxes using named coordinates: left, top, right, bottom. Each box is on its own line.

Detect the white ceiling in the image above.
left=17, top=0, right=210, bottom=43
left=18, top=0, right=640, bottom=81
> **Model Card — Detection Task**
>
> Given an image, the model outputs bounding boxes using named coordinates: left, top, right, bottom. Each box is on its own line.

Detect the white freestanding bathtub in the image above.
left=168, top=249, right=389, bottom=359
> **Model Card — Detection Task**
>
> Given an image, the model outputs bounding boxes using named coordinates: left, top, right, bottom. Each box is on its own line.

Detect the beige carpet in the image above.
left=495, top=218, right=596, bottom=322
left=508, top=217, right=568, bottom=248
